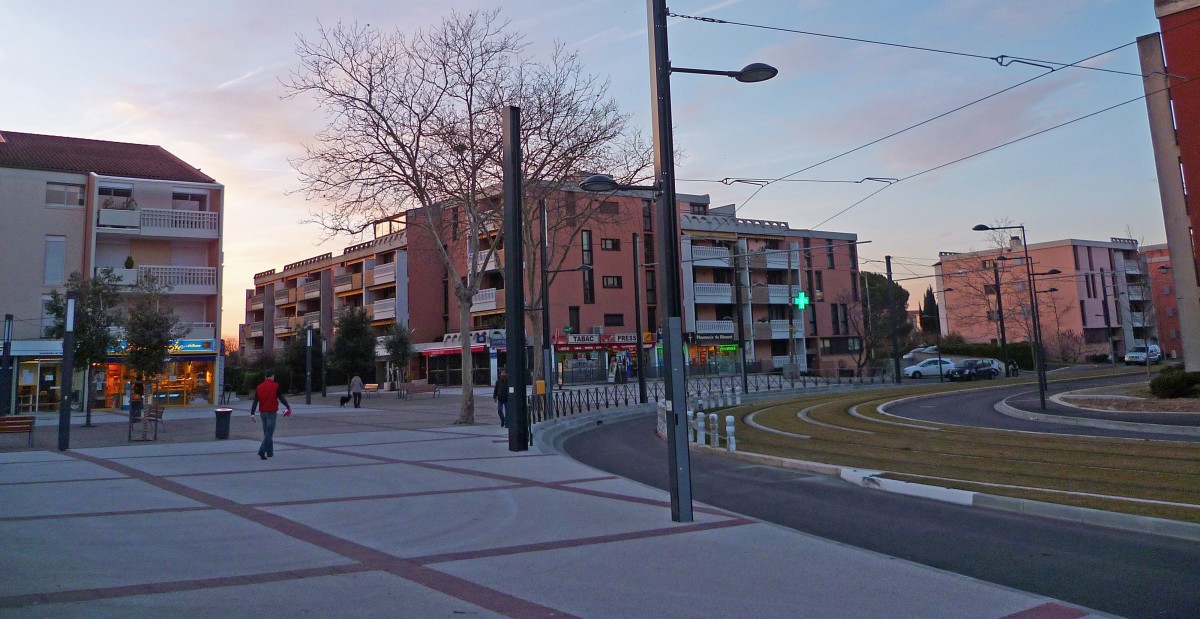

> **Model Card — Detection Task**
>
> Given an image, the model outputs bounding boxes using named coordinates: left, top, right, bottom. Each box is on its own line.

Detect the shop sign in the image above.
left=693, top=333, right=735, bottom=342
left=717, top=344, right=739, bottom=352
left=108, top=339, right=216, bottom=355
left=567, top=334, right=600, bottom=345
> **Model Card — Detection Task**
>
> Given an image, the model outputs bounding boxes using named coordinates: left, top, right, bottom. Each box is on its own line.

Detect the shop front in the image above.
left=688, top=334, right=741, bottom=376
left=552, top=333, right=655, bottom=385
left=418, top=329, right=506, bottom=386
left=101, top=339, right=219, bottom=408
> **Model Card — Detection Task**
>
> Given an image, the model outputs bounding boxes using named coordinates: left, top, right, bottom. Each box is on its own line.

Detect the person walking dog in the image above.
left=349, top=374, right=365, bottom=408
left=250, top=371, right=291, bottom=460
left=493, top=370, right=508, bottom=428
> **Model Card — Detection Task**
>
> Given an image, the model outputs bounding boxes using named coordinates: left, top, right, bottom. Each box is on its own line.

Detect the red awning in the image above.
left=421, top=344, right=487, bottom=357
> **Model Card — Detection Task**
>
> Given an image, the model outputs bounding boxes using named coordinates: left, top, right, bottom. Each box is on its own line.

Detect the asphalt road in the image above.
left=561, top=379, right=1200, bottom=619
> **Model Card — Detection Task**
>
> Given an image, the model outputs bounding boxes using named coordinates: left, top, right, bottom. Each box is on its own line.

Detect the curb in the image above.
left=994, top=397, right=1200, bottom=437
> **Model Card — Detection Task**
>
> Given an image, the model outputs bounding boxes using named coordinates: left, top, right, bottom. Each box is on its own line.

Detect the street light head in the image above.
left=734, top=62, right=778, bottom=83
left=576, top=264, right=593, bottom=272
left=971, top=224, right=991, bottom=231
left=1047, top=269, right=1061, bottom=275
left=579, top=174, right=619, bottom=193
left=1045, top=287, right=1058, bottom=293
left=1159, top=265, right=1171, bottom=274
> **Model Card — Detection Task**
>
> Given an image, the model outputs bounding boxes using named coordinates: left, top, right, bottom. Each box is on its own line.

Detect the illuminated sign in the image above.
left=108, top=339, right=216, bottom=355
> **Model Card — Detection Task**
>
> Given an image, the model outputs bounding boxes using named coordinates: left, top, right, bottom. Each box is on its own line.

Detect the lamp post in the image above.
left=973, top=224, right=1058, bottom=410
left=579, top=0, right=777, bottom=522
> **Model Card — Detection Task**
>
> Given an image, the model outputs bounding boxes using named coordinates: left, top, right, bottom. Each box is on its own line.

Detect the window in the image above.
left=984, top=284, right=997, bottom=295
left=40, top=295, right=54, bottom=337
left=46, top=183, right=84, bottom=207
left=849, top=243, right=857, bottom=268
left=601, top=238, right=621, bottom=251
left=814, top=271, right=824, bottom=301
left=987, top=309, right=1001, bottom=321
left=98, top=185, right=133, bottom=209
left=602, top=276, right=623, bottom=289
left=568, top=306, right=581, bottom=334
left=831, top=305, right=841, bottom=335
left=690, top=203, right=706, bottom=215
left=599, top=201, right=619, bottom=215
left=820, top=338, right=832, bottom=355
left=841, top=303, right=849, bottom=334
left=583, top=271, right=595, bottom=304
left=43, top=235, right=66, bottom=285
left=646, top=306, right=657, bottom=330
left=851, top=276, right=859, bottom=301
left=1080, top=302, right=1087, bottom=327
left=645, top=270, right=656, bottom=297
left=1167, top=307, right=1176, bottom=317
left=581, top=230, right=593, bottom=265
left=643, top=201, right=653, bottom=231
left=172, top=191, right=208, bottom=211
left=848, top=338, right=862, bottom=351
left=826, top=240, right=835, bottom=268
left=604, top=313, right=625, bottom=327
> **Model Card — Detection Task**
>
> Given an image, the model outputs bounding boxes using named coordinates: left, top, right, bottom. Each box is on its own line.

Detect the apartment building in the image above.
left=1143, top=243, right=1185, bottom=359
left=934, top=236, right=1153, bottom=361
left=0, top=130, right=223, bottom=413
left=241, top=185, right=862, bottom=384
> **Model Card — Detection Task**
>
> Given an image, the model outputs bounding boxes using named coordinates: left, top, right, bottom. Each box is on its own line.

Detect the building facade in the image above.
left=935, top=237, right=1153, bottom=362
left=240, top=185, right=862, bottom=385
left=1142, top=243, right=1185, bottom=359
left=0, top=130, right=224, bottom=413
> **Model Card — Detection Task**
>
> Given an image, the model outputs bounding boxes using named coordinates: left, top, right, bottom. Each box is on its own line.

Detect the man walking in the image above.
left=250, top=371, right=292, bottom=460
left=349, top=374, right=364, bottom=408
left=493, top=370, right=508, bottom=428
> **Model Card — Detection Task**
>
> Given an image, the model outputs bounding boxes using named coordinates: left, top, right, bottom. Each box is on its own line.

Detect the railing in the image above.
left=180, top=321, right=216, bottom=340
left=249, top=294, right=264, bottom=309
left=752, top=319, right=792, bottom=340
left=693, top=283, right=733, bottom=303
left=471, top=287, right=504, bottom=312
left=274, top=288, right=293, bottom=304
left=467, top=250, right=503, bottom=273
left=140, top=208, right=219, bottom=235
left=249, top=321, right=264, bottom=337
left=691, top=245, right=731, bottom=266
left=302, top=280, right=322, bottom=299
left=139, top=265, right=216, bottom=292
left=372, top=262, right=396, bottom=285
left=302, top=312, right=321, bottom=327
left=694, top=319, right=734, bottom=334
left=372, top=298, right=396, bottom=321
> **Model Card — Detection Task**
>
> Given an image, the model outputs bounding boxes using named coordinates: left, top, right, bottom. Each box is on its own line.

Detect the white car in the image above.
left=1124, top=344, right=1163, bottom=365
left=902, top=358, right=956, bottom=379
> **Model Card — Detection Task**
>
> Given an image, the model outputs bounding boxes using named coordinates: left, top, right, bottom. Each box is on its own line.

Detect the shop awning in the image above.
left=421, top=344, right=487, bottom=357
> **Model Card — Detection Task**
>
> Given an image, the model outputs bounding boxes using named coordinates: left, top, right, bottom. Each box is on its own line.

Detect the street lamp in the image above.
left=973, top=224, right=1058, bottom=409
left=577, top=0, right=778, bottom=523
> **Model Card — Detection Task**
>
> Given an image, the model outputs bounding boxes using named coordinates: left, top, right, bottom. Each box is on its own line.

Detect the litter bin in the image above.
left=214, top=407, right=233, bottom=440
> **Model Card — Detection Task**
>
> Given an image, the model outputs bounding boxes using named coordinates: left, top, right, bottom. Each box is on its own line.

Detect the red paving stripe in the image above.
left=0, top=505, right=212, bottom=522
left=412, top=517, right=755, bottom=565
left=997, top=602, right=1089, bottom=619
left=250, top=482, right=534, bottom=508
left=57, top=450, right=583, bottom=618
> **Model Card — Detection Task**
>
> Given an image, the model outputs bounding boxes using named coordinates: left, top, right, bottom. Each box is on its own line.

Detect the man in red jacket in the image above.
left=250, top=371, right=292, bottom=460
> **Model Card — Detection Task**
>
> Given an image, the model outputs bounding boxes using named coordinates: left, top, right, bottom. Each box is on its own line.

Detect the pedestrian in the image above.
left=349, top=374, right=364, bottom=408
left=250, top=371, right=292, bottom=460
left=493, top=370, right=508, bottom=428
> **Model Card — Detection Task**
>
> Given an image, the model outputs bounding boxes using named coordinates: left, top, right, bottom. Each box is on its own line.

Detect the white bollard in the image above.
left=734, top=388, right=742, bottom=406
left=723, top=388, right=732, bottom=407
left=696, top=397, right=705, bottom=412
left=686, top=410, right=695, bottom=442
left=695, top=412, right=706, bottom=445
left=708, top=413, right=719, bottom=447
left=725, top=415, right=736, bottom=452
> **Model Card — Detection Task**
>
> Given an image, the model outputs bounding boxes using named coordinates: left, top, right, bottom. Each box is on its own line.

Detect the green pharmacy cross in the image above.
left=793, top=291, right=811, bottom=310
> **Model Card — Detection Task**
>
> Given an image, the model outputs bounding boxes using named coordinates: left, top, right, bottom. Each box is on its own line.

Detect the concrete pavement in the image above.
left=0, top=389, right=1112, bottom=618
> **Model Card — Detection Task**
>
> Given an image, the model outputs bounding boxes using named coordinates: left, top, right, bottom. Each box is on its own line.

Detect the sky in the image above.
left=0, top=0, right=1170, bottom=339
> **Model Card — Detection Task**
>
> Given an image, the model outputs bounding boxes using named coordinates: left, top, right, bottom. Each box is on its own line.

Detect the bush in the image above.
left=1087, top=353, right=1110, bottom=364
left=241, top=371, right=263, bottom=395
left=1149, top=371, right=1200, bottom=399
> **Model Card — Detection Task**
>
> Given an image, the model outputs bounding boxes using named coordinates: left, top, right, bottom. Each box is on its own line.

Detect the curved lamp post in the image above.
left=576, top=1, right=777, bottom=523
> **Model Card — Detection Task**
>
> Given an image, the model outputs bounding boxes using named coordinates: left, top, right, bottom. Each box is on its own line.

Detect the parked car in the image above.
left=945, top=358, right=1003, bottom=381
left=902, top=357, right=956, bottom=379
left=1124, top=344, right=1163, bottom=365
left=901, top=345, right=939, bottom=362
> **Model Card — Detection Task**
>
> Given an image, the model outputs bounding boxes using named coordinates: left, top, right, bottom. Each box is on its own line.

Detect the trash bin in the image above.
left=214, top=407, right=233, bottom=440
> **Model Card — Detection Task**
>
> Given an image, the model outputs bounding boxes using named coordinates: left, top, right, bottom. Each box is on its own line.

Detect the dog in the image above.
left=339, top=395, right=351, bottom=407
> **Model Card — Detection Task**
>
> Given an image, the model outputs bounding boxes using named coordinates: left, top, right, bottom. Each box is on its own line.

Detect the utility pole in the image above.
left=1, top=314, right=13, bottom=416
left=886, top=256, right=901, bottom=384
left=733, top=239, right=748, bottom=394
left=305, top=327, right=312, bottom=405
left=632, top=233, right=648, bottom=403
left=58, top=292, right=77, bottom=450
left=992, top=261, right=1010, bottom=376
left=541, top=199, right=554, bottom=418
left=502, top=105, right=529, bottom=451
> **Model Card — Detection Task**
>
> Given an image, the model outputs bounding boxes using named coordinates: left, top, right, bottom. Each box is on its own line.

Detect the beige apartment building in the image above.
left=934, top=236, right=1154, bottom=362
left=0, top=130, right=224, bottom=413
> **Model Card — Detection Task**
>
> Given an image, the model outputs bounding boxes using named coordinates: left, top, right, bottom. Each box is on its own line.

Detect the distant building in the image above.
left=934, top=236, right=1153, bottom=362
left=1142, top=243, right=1184, bottom=359
left=0, top=130, right=224, bottom=413
left=241, top=185, right=863, bottom=385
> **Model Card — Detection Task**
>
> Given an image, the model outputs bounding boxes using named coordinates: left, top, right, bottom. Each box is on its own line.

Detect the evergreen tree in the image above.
left=384, top=323, right=414, bottom=383
left=920, top=286, right=940, bottom=334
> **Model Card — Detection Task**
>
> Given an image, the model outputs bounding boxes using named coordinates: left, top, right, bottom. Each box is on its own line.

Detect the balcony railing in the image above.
left=467, top=250, right=503, bottom=273
left=694, top=319, right=734, bottom=334
left=96, top=208, right=218, bottom=238
left=303, top=311, right=321, bottom=328
left=471, top=287, right=505, bottom=313
left=302, top=280, right=322, bottom=299
left=691, top=245, right=731, bottom=267
left=693, top=283, right=733, bottom=304
left=371, top=298, right=396, bottom=321
left=180, top=322, right=216, bottom=340
left=372, top=262, right=395, bottom=285
left=274, top=288, right=296, bottom=305
left=334, top=272, right=363, bottom=293
left=249, top=321, right=264, bottom=337
left=751, top=284, right=792, bottom=304
left=753, top=319, right=793, bottom=340
left=138, top=265, right=217, bottom=295
left=249, top=293, right=264, bottom=310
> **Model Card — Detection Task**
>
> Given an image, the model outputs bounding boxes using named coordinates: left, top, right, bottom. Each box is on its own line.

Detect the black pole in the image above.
left=321, top=334, right=328, bottom=396
left=632, top=233, right=648, bottom=403
left=886, top=256, right=901, bottom=384
left=649, top=0, right=693, bottom=522
left=993, top=261, right=1010, bottom=376
left=502, top=105, right=529, bottom=451
left=1100, top=268, right=1116, bottom=366
left=58, top=292, right=77, bottom=451
left=733, top=243, right=748, bottom=394
left=1019, top=230, right=1047, bottom=410
left=541, top=199, right=554, bottom=418
left=305, top=327, right=312, bottom=405
left=1, top=314, right=13, bottom=416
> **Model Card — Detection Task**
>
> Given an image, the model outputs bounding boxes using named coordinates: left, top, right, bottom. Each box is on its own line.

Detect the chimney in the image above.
left=1009, top=236, right=1023, bottom=251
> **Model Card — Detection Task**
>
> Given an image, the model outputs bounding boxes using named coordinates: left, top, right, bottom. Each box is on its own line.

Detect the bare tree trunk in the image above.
left=455, top=291, right=476, bottom=424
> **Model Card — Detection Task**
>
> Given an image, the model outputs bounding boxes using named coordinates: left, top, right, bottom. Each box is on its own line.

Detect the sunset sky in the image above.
left=0, top=1, right=1169, bottom=338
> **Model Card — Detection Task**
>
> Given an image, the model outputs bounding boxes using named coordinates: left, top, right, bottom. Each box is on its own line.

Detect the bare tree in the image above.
left=286, top=11, right=647, bottom=423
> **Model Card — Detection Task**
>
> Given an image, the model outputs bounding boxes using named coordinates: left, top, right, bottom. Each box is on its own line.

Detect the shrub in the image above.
left=241, top=371, right=263, bottom=395
left=1149, top=371, right=1200, bottom=399
left=1087, top=353, right=1110, bottom=364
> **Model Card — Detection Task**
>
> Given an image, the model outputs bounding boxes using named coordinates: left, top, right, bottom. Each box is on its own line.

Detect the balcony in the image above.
left=302, top=280, right=322, bottom=300
left=96, top=208, right=219, bottom=239
left=691, top=245, right=731, bottom=268
left=746, top=249, right=792, bottom=270
left=274, top=315, right=302, bottom=335
left=752, top=319, right=793, bottom=340
left=1125, top=288, right=1147, bottom=301
left=750, top=284, right=792, bottom=305
left=334, top=272, right=363, bottom=293
left=180, top=322, right=216, bottom=340
left=95, top=267, right=138, bottom=286
left=249, top=321, right=264, bottom=337
left=467, top=250, right=503, bottom=273
left=693, top=283, right=733, bottom=304
left=372, top=262, right=396, bottom=286
left=138, top=265, right=217, bottom=295
left=274, top=287, right=297, bottom=305
left=302, top=311, right=321, bottom=328
left=371, top=298, right=396, bottom=321
left=471, top=287, right=506, bottom=313
left=694, top=319, right=734, bottom=334
left=249, top=293, right=264, bottom=310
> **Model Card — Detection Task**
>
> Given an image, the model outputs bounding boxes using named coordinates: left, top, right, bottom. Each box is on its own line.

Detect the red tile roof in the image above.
left=0, top=130, right=216, bottom=183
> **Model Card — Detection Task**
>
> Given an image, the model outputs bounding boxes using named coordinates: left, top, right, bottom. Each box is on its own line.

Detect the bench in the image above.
left=0, top=415, right=36, bottom=447
left=363, top=383, right=382, bottom=397
left=399, top=383, right=439, bottom=399
left=129, top=405, right=166, bottom=442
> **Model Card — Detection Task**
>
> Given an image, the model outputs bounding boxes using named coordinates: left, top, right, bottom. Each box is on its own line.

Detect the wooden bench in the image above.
left=399, top=383, right=439, bottom=399
left=363, top=383, right=382, bottom=397
left=0, top=415, right=36, bottom=447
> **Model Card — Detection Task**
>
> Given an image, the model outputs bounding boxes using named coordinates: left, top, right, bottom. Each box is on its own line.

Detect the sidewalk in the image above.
left=0, top=392, right=1110, bottom=617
